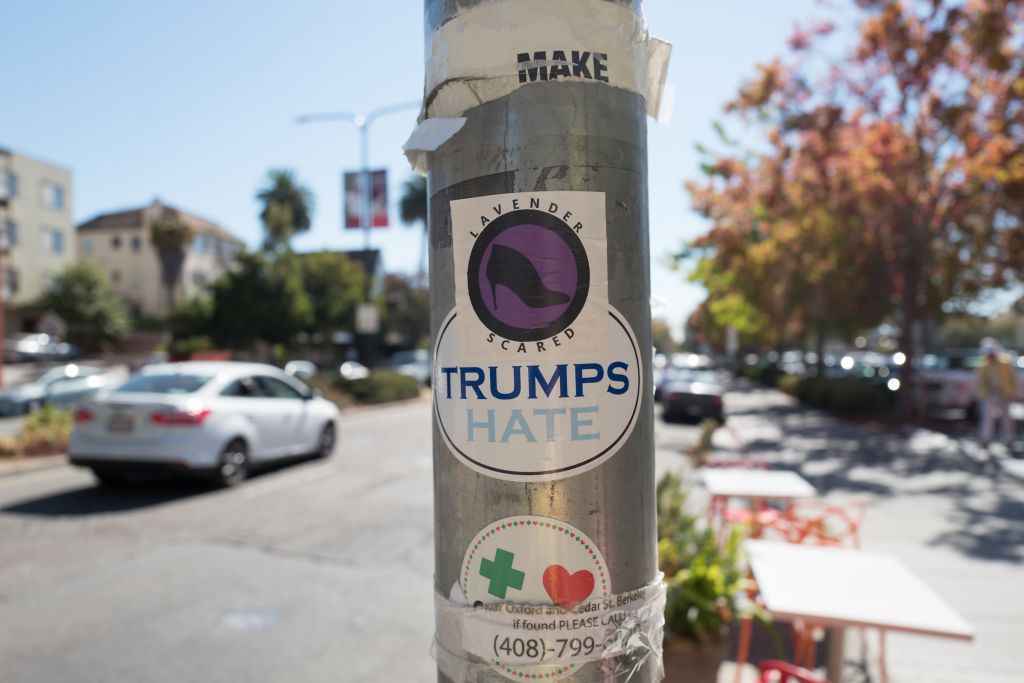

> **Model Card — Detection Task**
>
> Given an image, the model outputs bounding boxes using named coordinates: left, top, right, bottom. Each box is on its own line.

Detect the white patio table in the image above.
left=744, top=540, right=974, bottom=682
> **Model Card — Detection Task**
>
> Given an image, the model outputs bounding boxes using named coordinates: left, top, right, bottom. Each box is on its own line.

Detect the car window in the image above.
left=221, top=376, right=265, bottom=398
left=255, top=375, right=303, bottom=399
left=115, top=374, right=213, bottom=394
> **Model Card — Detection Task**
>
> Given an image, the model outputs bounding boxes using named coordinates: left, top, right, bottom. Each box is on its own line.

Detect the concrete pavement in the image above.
left=702, top=383, right=1024, bottom=683
left=0, top=401, right=436, bottom=683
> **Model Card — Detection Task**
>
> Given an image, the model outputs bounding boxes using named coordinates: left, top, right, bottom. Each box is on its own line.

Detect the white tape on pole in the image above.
left=424, top=0, right=671, bottom=120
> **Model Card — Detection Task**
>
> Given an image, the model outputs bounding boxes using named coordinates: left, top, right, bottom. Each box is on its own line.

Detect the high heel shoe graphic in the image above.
left=487, top=243, right=571, bottom=310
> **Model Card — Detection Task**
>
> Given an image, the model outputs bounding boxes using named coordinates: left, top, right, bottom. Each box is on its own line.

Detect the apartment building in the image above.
left=0, top=149, right=75, bottom=329
left=77, top=199, right=244, bottom=317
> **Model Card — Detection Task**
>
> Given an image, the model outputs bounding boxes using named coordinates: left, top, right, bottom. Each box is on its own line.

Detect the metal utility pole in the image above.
left=295, top=101, right=418, bottom=250
left=419, top=1, right=669, bottom=681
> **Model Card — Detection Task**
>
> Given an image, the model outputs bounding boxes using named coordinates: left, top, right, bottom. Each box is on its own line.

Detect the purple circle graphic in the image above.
left=476, top=224, right=577, bottom=330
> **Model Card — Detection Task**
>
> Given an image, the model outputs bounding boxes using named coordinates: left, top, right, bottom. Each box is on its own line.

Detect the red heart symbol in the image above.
left=542, top=565, right=595, bottom=611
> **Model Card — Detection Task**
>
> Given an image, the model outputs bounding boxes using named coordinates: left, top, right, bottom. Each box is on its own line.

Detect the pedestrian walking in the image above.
left=976, top=337, right=1017, bottom=446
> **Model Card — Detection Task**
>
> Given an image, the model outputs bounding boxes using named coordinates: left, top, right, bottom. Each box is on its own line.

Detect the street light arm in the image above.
left=293, top=112, right=360, bottom=125
left=364, top=100, right=421, bottom=126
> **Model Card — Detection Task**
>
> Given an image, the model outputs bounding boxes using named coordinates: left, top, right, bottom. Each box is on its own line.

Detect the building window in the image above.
left=111, top=270, right=121, bottom=283
left=3, top=221, right=15, bottom=249
left=40, top=182, right=64, bottom=210
left=4, top=267, right=17, bottom=296
left=131, top=235, right=142, bottom=252
left=40, top=228, right=64, bottom=254
left=111, top=235, right=121, bottom=249
left=192, top=271, right=207, bottom=287
left=82, top=236, right=93, bottom=254
left=2, top=172, right=17, bottom=200
left=193, top=234, right=207, bottom=252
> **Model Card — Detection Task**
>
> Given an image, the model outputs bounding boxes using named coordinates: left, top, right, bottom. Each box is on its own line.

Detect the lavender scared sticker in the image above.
left=452, top=191, right=609, bottom=360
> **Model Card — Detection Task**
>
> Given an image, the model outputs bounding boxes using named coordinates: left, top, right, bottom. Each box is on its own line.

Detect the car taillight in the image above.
left=74, top=408, right=93, bottom=423
left=150, top=408, right=211, bottom=426
left=711, top=396, right=724, bottom=405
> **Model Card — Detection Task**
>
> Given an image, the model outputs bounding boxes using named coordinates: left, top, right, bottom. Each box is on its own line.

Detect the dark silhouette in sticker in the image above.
left=486, top=243, right=571, bottom=310
left=467, top=209, right=590, bottom=342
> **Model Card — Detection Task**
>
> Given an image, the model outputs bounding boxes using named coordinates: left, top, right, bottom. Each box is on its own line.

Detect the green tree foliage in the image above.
left=382, top=274, right=430, bottom=349
left=149, top=219, right=194, bottom=310
left=257, top=169, right=314, bottom=253
left=36, top=262, right=130, bottom=347
left=399, top=175, right=428, bottom=284
left=652, top=318, right=678, bottom=355
left=298, top=251, right=367, bottom=334
left=208, top=253, right=312, bottom=347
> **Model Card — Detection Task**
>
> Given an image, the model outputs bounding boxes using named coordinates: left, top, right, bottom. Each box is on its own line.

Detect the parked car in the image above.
left=284, top=360, right=318, bottom=380
left=0, top=364, right=113, bottom=416
left=919, top=349, right=1024, bottom=418
left=68, top=361, right=339, bottom=487
left=660, top=369, right=726, bottom=423
left=3, top=333, right=79, bottom=363
left=384, top=349, right=431, bottom=385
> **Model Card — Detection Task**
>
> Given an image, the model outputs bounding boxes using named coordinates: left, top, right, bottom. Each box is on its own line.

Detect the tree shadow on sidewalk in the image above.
left=726, top=385, right=1024, bottom=563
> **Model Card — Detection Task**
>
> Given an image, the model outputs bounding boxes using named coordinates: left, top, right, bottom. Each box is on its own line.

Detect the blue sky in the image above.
left=0, top=0, right=821, bottom=336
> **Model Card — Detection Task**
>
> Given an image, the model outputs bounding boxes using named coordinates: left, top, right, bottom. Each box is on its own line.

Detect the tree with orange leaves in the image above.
left=687, top=0, right=1024, bottom=414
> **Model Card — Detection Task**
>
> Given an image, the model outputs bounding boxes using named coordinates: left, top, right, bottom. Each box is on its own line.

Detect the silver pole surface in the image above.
left=424, top=1, right=657, bottom=681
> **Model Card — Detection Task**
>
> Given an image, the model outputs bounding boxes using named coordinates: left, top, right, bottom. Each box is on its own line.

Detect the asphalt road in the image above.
left=0, top=400, right=441, bottom=683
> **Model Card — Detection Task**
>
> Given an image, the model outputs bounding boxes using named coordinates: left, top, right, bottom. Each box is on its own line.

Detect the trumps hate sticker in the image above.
left=432, top=307, right=641, bottom=481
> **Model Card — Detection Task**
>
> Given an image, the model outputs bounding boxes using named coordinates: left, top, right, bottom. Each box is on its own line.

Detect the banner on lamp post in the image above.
left=343, top=169, right=388, bottom=229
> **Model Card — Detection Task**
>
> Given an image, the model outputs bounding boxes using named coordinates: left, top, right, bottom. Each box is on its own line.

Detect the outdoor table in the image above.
left=700, top=468, right=817, bottom=535
left=744, top=540, right=975, bottom=682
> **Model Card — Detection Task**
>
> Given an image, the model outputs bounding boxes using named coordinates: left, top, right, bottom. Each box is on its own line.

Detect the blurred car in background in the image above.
left=0, top=364, right=114, bottom=416
left=384, top=349, right=431, bottom=385
left=339, top=360, right=370, bottom=381
left=284, top=360, right=318, bottom=380
left=660, top=369, right=726, bottom=423
left=68, top=361, right=339, bottom=487
left=3, top=333, right=79, bottom=363
left=919, top=349, right=1024, bottom=418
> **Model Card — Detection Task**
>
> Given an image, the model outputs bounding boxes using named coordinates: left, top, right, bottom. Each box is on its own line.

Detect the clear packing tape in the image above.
left=432, top=575, right=666, bottom=682
left=404, top=0, right=673, bottom=173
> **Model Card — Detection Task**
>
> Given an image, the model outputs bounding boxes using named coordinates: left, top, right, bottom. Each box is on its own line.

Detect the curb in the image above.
left=0, top=454, right=67, bottom=479
left=337, top=391, right=431, bottom=417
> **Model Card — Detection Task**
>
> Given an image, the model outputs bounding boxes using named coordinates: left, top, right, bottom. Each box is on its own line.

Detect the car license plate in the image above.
left=686, top=405, right=703, bottom=416
left=107, top=413, right=136, bottom=433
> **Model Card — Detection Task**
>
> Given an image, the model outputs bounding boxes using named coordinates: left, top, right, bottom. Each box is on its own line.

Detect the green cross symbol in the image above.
left=479, top=548, right=525, bottom=599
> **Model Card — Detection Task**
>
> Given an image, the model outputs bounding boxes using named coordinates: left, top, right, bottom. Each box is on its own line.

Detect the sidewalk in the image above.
left=700, top=383, right=1023, bottom=683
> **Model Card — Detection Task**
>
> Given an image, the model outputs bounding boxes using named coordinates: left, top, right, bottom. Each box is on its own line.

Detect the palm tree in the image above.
left=399, top=175, right=428, bottom=286
left=257, top=169, right=314, bottom=253
left=150, top=219, right=195, bottom=311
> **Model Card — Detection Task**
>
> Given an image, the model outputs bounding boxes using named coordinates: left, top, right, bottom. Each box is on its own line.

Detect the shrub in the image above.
left=171, top=335, right=214, bottom=357
left=17, top=405, right=73, bottom=456
left=657, top=472, right=744, bottom=644
left=337, top=369, right=421, bottom=405
left=779, top=376, right=894, bottom=416
left=776, top=374, right=801, bottom=396
left=0, top=436, right=18, bottom=458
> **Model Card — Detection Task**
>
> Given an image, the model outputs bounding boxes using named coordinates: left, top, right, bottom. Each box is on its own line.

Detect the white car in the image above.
left=69, top=362, right=339, bottom=486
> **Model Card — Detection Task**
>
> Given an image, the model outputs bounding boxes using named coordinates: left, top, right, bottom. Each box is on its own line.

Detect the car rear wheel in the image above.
left=91, top=468, right=128, bottom=488
left=316, top=422, right=336, bottom=459
left=217, top=439, right=249, bottom=487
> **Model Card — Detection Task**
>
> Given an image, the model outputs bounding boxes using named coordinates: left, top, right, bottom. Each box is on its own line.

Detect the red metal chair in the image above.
left=759, top=660, right=832, bottom=683
left=704, top=458, right=777, bottom=534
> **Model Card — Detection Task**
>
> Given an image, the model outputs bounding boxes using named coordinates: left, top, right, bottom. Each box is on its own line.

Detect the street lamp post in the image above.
left=294, top=100, right=419, bottom=250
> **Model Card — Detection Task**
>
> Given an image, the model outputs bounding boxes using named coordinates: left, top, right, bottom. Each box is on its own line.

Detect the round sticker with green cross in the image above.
left=460, top=515, right=611, bottom=681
